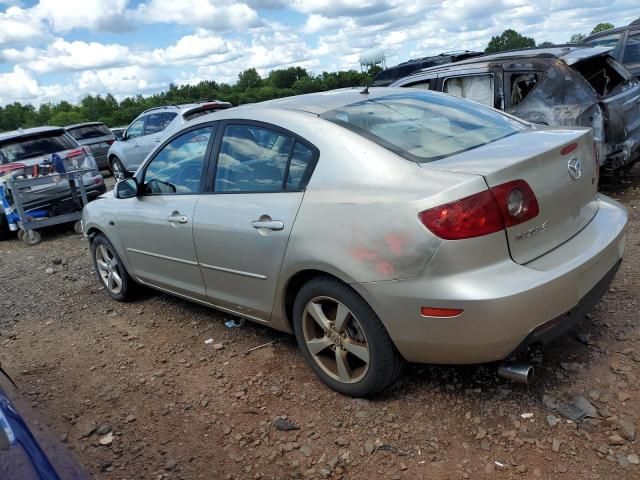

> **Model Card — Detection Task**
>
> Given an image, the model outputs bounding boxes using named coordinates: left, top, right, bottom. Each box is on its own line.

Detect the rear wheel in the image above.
left=110, top=156, right=127, bottom=181
left=91, top=234, right=134, bottom=301
left=293, top=276, right=403, bottom=397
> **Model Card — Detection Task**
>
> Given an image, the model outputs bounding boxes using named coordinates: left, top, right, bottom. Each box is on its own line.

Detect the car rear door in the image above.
left=192, top=121, right=318, bottom=321
left=116, top=124, right=216, bottom=298
left=621, top=30, right=640, bottom=77
left=120, top=117, right=146, bottom=170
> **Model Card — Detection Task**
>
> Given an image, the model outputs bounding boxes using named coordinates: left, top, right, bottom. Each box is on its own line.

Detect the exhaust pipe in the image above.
left=498, top=362, right=534, bottom=384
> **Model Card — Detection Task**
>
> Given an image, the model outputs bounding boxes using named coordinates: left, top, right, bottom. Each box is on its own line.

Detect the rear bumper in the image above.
left=355, top=195, right=627, bottom=364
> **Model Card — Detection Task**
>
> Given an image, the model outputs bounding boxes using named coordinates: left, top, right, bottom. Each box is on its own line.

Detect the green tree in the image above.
left=538, top=41, right=554, bottom=47
left=485, top=29, right=536, bottom=53
left=236, top=68, right=263, bottom=90
left=570, top=33, right=586, bottom=43
left=591, top=22, right=614, bottom=34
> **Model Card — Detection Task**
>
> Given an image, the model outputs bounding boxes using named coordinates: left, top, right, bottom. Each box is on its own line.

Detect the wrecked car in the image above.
left=371, top=50, right=483, bottom=87
left=390, top=46, right=640, bottom=172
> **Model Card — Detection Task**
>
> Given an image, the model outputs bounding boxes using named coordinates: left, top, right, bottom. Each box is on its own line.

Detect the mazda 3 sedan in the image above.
left=82, top=88, right=627, bottom=396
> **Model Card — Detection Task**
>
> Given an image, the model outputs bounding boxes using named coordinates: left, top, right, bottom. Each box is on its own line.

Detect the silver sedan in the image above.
left=82, top=88, right=627, bottom=396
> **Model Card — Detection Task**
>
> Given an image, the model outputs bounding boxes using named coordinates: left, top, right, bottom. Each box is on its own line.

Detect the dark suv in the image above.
left=371, top=51, right=483, bottom=86
left=582, top=18, right=640, bottom=76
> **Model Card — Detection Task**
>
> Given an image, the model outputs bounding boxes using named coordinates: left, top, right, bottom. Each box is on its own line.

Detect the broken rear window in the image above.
left=509, top=73, right=540, bottom=106
left=0, top=132, right=77, bottom=164
left=321, top=91, right=525, bottom=163
left=573, top=56, right=626, bottom=96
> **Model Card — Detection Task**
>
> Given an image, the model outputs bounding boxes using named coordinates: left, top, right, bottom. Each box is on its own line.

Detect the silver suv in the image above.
left=107, top=101, right=231, bottom=180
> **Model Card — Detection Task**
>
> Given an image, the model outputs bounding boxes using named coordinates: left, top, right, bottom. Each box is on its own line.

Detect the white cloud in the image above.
left=0, top=66, right=42, bottom=104
left=0, top=6, right=48, bottom=46
left=151, top=31, right=230, bottom=63
left=34, top=0, right=131, bottom=32
left=25, top=38, right=130, bottom=74
left=77, top=65, right=171, bottom=97
left=131, top=0, right=263, bottom=30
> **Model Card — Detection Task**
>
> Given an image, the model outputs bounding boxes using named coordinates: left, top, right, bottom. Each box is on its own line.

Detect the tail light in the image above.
left=66, top=148, right=85, bottom=159
left=0, top=163, right=25, bottom=175
left=419, top=180, right=539, bottom=240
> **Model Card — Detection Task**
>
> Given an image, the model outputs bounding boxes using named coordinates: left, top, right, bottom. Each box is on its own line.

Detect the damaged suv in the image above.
left=390, top=46, right=640, bottom=172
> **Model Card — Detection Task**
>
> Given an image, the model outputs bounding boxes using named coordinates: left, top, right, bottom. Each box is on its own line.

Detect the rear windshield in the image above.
left=67, top=124, right=112, bottom=140
left=320, top=91, right=525, bottom=163
left=0, top=132, right=77, bottom=164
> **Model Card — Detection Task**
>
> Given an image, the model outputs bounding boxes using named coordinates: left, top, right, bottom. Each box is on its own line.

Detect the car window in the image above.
left=509, top=73, right=539, bottom=106
left=585, top=32, right=621, bottom=48
left=0, top=132, right=77, bottom=164
left=623, top=32, right=640, bottom=63
left=142, top=126, right=213, bottom=195
left=321, top=91, right=526, bottom=163
left=214, top=125, right=294, bottom=193
left=67, top=124, right=111, bottom=141
left=144, top=112, right=178, bottom=135
left=405, top=80, right=432, bottom=90
left=126, top=118, right=145, bottom=139
left=286, top=142, right=315, bottom=190
left=443, top=74, right=494, bottom=107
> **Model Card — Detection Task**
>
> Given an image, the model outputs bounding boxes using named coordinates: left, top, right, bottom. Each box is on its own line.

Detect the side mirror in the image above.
left=121, top=131, right=128, bottom=141
left=114, top=178, right=138, bottom=199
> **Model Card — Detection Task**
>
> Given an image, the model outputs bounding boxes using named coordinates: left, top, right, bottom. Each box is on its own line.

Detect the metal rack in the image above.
left=5, top=168, right=92, bottom=246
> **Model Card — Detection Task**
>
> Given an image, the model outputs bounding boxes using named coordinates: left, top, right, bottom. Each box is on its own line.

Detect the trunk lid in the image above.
left=422, top=128, right=599, bottom=264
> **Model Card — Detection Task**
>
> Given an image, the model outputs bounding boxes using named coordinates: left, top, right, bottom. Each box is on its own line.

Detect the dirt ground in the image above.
left=0, top=170, right=639, bottom=480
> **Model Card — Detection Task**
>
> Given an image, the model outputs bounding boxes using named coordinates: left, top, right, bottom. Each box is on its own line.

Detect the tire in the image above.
left=109, top=156, right=127, bottom=181
left=21, top=230, right=41, bottom=246
left=293, top=276, right=403, bottom=397
left=91, top=234, right=134, bottom=301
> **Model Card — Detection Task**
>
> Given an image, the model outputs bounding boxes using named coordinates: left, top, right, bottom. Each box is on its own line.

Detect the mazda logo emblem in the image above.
left=567, top=157, right=582, bottom=180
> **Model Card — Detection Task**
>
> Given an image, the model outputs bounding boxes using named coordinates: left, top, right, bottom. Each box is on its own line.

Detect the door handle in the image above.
left=251, top=220, right=284, bottom=231
left=167, top=212, right=189, bottom=224
left=154, top=138, right=161, bottom=143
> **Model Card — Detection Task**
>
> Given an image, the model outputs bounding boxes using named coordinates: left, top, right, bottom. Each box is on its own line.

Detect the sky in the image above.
left=0, top=0, right=638, bottom=106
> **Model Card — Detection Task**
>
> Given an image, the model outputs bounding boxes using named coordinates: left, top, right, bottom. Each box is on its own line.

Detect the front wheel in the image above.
left=91, top=234, right=134, bottom=301
left=109, top=156, right=127, bottom=181
left=293, top=276, right=403, bottom=397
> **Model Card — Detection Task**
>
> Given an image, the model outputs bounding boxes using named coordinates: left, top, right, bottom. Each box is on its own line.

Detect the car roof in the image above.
left=583, top=19, right=640, bottom=40
left=65, top=122, right=106, bottom=130
left=397, top=45, right=614, bottom=80
left=188, top=87, right=434, bottom=124
left=0, top=126, right=66, bottom=143
left=138, top=101, right=232, bottom=116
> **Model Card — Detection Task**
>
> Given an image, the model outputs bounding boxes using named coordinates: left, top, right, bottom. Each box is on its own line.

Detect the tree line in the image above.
left=0, top=67, right=376, bottom=132
left=0, top=21, right=617, bottom=132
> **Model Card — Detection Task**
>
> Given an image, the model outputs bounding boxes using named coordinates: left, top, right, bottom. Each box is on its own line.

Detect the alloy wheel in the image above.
left=95, top=244, right=123, bottom=294
left=302, top=296, right=370, bottom=384
left=111, top=159, right=125, bottom=181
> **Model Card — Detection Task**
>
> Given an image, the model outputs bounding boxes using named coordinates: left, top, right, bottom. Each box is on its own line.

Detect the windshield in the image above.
left=0, top=132, right=77, bottom=164
left=321, top=91, right=526, bottom=163
left=67, top=124, right=112, bottom=141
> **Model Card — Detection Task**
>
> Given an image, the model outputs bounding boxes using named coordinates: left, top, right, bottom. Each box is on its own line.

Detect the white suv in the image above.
left=107, top=101, right=231, bottom=179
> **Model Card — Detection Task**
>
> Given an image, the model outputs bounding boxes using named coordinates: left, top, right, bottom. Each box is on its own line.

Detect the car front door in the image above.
left=120, top=117, right=146, bottom=170
left=116, top=124, right=216, bottom=298
left=193, top=122, right=318, bottom=321
left=137, top=112, right=178, bottom=162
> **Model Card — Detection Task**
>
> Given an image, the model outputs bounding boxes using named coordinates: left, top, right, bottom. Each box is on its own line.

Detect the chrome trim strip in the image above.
left=126, top=248, right=198, bottom=266
left=135, top=277, right=269, bottom=324
left=199, top=263, right=267, bottom=280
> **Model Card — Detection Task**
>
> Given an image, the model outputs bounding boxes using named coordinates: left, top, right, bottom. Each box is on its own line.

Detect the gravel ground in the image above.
left=0, top=170, right=639, bottom=480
